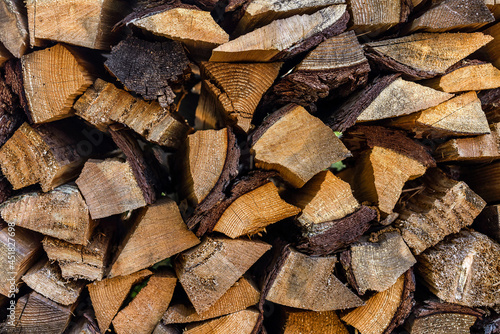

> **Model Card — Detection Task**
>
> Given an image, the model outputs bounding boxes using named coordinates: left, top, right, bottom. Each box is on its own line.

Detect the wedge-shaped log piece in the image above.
left=76, top=158, right=147, bottom=219
left=364, top=33, right=493, bottom=80
left=417, top=230, right=500, bottom=307
left=0, top=185, right=95, bottom=245
left=342, top=270, right=416, bottom=334
left=0, top=0, right=28, bottom=58
left=397, top=169, right=486, bottom=255
left=408, top=0, right=494, bottom=32
left=210, top=5, right=349, bottom=62
left=473, top=205, right=500, bottom=243
left=342, top=230, right=416, bottom=294
left=22, top=259, right=85, bottom=305
left=0, top=225, right=41, bottom=296
left=87, top=269, right=152, bottom=334
left=0, top=122, right=88, bottom=192
left=404, top=301, right=483, bottom=334
left=480, top=22, right=500, bottom=71
left=21, top=44, right=94, bottom=123
left=74, top=79, right=189, bottom=148
left=175, top=235, right=271, bottom=313
left=280, top=308, right=349, bottom=334
left=250, top=104, right=350, bottom=188
left=42, top=223, right=114, bottom=281
left=6, top=291, right=75, bottom=334
left=390, top=91, right=490, bottom=138
left=265, top=246, right=364, bottom=311
left=130, top=7, right=229, bottom=58
left=213, top=182, right=300, bottom=238
left=349, top=0, right=411, bottom=34
left=434, top=123, right=500, bottom=162
left=424, top=61, right=500, bottom=93
left=163, top=276, right=260, bottom=324
left=464, top=160, right=500, bottom=203
left=105, top=36, right=190, bottom=105
left=113, top=271, right=177, bottom=334
left=266, top=31, right=370, bottom=108
left=109, top=198, right=199, bottom=277
left=234, top=0, right=343, bottom=35
left=195, top=62, right=282, bottom=132
left=184, top=309, right=259, bottom=334
left=179, top=127, right=239, bottom=208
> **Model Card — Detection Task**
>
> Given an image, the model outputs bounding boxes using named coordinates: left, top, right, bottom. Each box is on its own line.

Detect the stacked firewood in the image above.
left=0, top=0, right=499, bottom=333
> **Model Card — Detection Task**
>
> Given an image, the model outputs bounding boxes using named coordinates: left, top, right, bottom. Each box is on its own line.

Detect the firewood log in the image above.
left=0, top=0, right=28, bottom=57
left=464, top=160, right=500, bottom=203
left=349, top=0, right=411, bottom=34
left=480, top=22, right=500, bottom=71
left=279, top=307, right=349, bottom=334
left=183, top=309, right=260, bottom=334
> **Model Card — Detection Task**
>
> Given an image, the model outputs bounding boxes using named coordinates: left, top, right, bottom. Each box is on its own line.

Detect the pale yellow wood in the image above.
left=406, top=312, right=477, bottom=334
left=0, top=0, right=28, bottom=57
left=350, top=0, right=402, bottom=33
left=184, top=309, right=260, bottom=334
left=282, top=309, right=349, bottom=334
left=424, top=63, right=500, bottom=93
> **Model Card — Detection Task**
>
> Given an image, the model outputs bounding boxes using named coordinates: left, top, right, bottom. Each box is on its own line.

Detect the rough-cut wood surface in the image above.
left=473, top=205, right=500, bottom=242
left=21, top=43, right=94, bottom=123
left=153, top=323, right=181, bottom=334
left=397, top=169, right=486, bottom=255
left=0, top=0, right=28, bottom=57
left=196, top=61, right=282, bottom=132
left=21, top=258, right=85, bottom=305
left=0, top=225, right=41, bottom=296
left=250, top=104, right=350, bottom=187
left=265, top=246, right=364, bottom=311
left=74, top=79, right=190, bottom=148
left=175, top=236, right=271, bottom=313
left=109, top=198, right=199, bottom=277
left=183, top=308, right=260, bottom=334
left=364, top=33, right=494, bottom=79
left=211, top=5, right=349, bottom=62
left=76, top=158, right=147, bottom=219
left=87, top=269, right=152, bottom=334
left=280, top=308, right=349, bottom=334
left=390, top=91, right=490, bottom=138
left=417, top=229, right=500, bottom=307
left=480, top=22, right=500, bottom=70
left=349, top=0, right=410, bottom=34
left=163, top=276, right=260, bottom=324
left=0, top=122, right=87, bottom=192
left=0, top=185, right=94, bottom=245
left=112, top=271, right=177, bottom=334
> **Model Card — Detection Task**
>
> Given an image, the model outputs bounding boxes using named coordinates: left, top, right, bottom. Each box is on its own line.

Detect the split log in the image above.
left=250, top=104, right=350, bottom=188
left=21, top=43, right=94, bottom=123
left=417, top=229, right=500, bottom=307
left=265, top=246, right=364, bottom=311
left=480, top=22, right=500, bottom=71
left=473, top=205, right=500, bottom=243
left=407, top=0, right=494, bottom=32
left=434, top=123, right=500, bottom=162
left=42, top=223, right=114, bottom=281
left=104, top=36, right=190, bottom=106
left=264, top=31, right=370, bottom=108
left=210, top=5, right=349, bottom=62
left=6, top=291, right=75, bottom=334
left=74, top=79, right=190, bottom=149
left=183, top=309, right=260, bottom=334
left=279, top=308, right=349, bottom=334
left=87, top=269, right=152, bottom=334
left=364, top=33, right=493, bottom=80
left=153, top=323, right=181, bottom=334
left=342, top=270, right=416, bottom=334
left=0, top=225, right=41, bottom=296
left=405, top=301, right=483, bottom=334
left=109, top=198, right=199, bottom=277
left=195, top=61, right=282, bottom=132
left=75, top=158, right=148, bottom=219
left=178, top=127, right=239, bottom=209
left=397, top=169, right=486, bottom=255
left=479, top=87, right=500, bottom=123
left=175, top=235, right=271, bottom=313
left=0, top=0, right=28, bottom=57
left=234, top=0, right=343, bottom=36
left=0, top=62, right=26, bottom=150
left=21, top=258, right=85, bottom=305
left=424, top=61, right=500, bottom=93
left=26, top=0, right=127, bottom=49
left=327, top=75, right=453, bottom=131
left=349, top=0, right=411, bottom=34
left=213, top=182, right=300, bottom=238
left=341, top=229, right=416, bottom=294
left=0, top=122, right=88, bottom=192
left=464, top=160, right=500, bottom=203
left=163, top=276, right=260, bottom=324
left=390, top=91, right=490, bottom=138
left=128, top=7, right=229, bottom=58
left=112, top=271, right=177, bottom=334
left=0, top=185, right=95, bottom=245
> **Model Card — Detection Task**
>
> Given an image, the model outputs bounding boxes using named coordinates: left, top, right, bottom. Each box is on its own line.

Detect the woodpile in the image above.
left=0, top=0, right=500, bottom=333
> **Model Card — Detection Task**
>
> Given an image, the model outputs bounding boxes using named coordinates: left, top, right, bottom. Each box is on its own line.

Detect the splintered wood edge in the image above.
left=412, top=300, right=484, bottom=319
left=383, top=269, right=416, bottom=334
left=5, top=60, right=31, bottom=122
